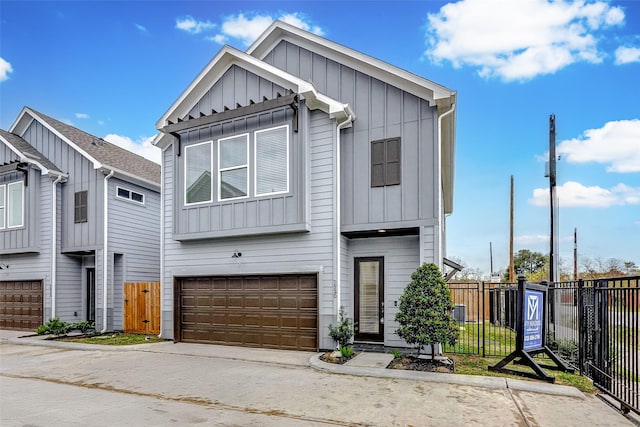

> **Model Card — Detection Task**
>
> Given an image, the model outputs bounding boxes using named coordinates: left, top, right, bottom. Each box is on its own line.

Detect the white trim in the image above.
left=183, top=140, right=214, bottom=206
left=10, top=107, right=103, bottom=169
left=0, top=184, right=5, bottom=229
left=254, top=124, right=289, bottom=197
left=115, top=185, right=145, bottom=205
left=247, top=21, right=455, bottom=102
left=101, top=170, right=114, bottom=333
left=218, top=133, right=249, bottom=202
left=6, top=181, right=24, bottom=229
left=50, top=175, right=64, bottom=318
left=153, top=46, right=352, bottom=149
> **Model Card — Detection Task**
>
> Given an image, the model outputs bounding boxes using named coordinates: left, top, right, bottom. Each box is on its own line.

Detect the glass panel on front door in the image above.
left=355, top=257, right=384, bottom=342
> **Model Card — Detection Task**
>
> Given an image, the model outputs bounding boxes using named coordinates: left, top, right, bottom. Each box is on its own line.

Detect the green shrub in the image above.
left=35, top=318, right=72, bottom=336
left=339, top=346, right=355, bottom=358
left=390, top=349, right=402, bottom=358
left=395, top=263, right=458, bottom=359
left=328, top=308, right=355, bottom=349
left=71, top=321, right=95, bottom=334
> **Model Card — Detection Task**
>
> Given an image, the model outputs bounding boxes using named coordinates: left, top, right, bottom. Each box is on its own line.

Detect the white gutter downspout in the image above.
left=437, top=102, right=455, bottom=268
left=50, top=175, right=64, bottom=319
left=101, top=170, right=115, bottom=333
left=158, top=146, right=167, bottom=338
left=334, top=113, right=353, bottom=316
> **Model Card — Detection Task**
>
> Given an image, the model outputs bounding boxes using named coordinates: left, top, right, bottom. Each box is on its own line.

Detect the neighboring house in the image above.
left=153, top=21, right=456, bottom=351
left=0, top=107, right=160, bottom=332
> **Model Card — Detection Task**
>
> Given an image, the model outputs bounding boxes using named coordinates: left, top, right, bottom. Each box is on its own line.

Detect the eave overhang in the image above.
left=153, top=46, right=353, bottom=150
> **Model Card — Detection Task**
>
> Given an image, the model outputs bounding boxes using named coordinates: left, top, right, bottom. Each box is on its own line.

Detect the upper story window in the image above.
left=185, top=141, right=213, bottom=205
left=74, top=190, right=88, bottom=223
left=255, top=125, right=289, bottom=196
left=371, top=137, right=401, bottom=187
left=0, top=181, right=25, bottom=229
left=116, top=186, right=144, bottom=204
left=218, top=133, right=249, bottom=201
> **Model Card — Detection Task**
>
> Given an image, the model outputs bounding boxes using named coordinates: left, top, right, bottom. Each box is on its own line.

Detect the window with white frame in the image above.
left=0, top=185, right=5, bottom=229
left=116, top=186, right=145, bottom=204
left=0, top=181, right=24, bottom=229
left=184, top=141, right=213, bottom=205
left=255, top=125, right=289, bottom=196
left=218, top=133, right=249, bottom=200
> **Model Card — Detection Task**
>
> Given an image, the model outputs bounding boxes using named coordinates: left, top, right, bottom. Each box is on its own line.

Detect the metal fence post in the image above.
left=577, top=278, right=584, bottom=373
left=481, top=281, right=485, bottom=358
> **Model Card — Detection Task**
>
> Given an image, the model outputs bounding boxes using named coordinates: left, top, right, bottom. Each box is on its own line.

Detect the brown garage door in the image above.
left=176, top=274, right=317, bottom=351
left=0, top=281, right=43, bottom=331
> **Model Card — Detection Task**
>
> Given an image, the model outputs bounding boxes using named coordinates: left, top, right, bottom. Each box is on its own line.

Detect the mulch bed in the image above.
left=319, top=351, right=359, bottom=365
left=387, top=355, right=455, bottom=373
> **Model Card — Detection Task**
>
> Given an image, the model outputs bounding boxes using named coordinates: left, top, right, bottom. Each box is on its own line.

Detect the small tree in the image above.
left=395, top=263, right=458, bottom=359
left=328, top=308, right=355, bottom=357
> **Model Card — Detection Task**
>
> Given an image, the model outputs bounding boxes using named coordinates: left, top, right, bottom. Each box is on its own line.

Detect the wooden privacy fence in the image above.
left=124, top=282, right=160, bottom=334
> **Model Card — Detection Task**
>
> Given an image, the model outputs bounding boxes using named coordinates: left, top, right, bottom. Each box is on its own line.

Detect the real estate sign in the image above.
left=522, top=288, right=544, bottom=351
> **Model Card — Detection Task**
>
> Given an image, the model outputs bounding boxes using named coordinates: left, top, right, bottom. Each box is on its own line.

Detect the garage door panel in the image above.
left=0, top=281, right=43, bottom=331
left=178, top=275, right=317, bottom=351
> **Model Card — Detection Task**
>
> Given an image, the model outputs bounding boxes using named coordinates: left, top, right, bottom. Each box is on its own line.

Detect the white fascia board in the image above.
left=247, top=21, right=455, bottom=103
left=0, top=133, right=67, bottom=179
left=154, top=45, right=352, bottom=147
left=10, top=107, right=103, bottom=169
left=100, top=166, right=161, bottom=192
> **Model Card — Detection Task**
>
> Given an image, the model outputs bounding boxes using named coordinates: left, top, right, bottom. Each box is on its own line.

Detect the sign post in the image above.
left=489, top=276, right=573, bottom=382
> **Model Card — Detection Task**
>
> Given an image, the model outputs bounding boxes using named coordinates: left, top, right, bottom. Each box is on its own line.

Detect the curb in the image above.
left=309, top=354, right=584, bottom=398
left=7, top=336, right=152, bottom=352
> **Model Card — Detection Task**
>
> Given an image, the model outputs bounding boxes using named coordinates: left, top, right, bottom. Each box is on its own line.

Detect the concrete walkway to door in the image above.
left=2, top=330, right=637, bottom=426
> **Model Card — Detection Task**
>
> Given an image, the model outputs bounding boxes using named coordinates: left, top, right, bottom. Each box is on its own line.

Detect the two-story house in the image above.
left=153, top=21, right=456, bottom=351
left=0, top=107, right=161, bottom=332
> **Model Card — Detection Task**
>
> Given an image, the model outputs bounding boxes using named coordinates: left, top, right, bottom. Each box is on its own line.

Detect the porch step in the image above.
left=346, top=352, right=394, bottom=368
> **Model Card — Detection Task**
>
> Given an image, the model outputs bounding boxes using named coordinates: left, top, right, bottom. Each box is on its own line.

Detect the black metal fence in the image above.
left=445, top=277, right=639, bottom=414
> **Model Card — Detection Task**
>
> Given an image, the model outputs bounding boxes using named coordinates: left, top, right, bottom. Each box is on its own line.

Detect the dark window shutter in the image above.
left=75, top=191, right=87, bottom=223
left=371, top=138, right=401, bottom=187
left=371, top=140, right=385, bottom=187
left=385, top=138, right=401, bottom=185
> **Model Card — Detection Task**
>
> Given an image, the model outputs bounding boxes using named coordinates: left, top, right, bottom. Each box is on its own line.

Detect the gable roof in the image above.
left=0, top=129, right=66, bottom=178
left=249, top=21, right=457, bottom=214
left=248, top=21, right=456, bottom=108
left=10, top=107, right=160, bottom=188
left=154, top=45, right=353, bottom=149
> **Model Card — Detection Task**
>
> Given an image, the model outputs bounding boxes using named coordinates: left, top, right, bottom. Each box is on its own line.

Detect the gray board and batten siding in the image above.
left=173, top=65, right=308, bottom=240
left=161, top=109, right=339, bottom=349
left=263, top=40, right=440, bottom=232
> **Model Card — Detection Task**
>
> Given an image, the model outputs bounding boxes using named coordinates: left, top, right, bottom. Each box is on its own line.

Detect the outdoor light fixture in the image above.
left=0, top=263, right=8, bottom=270
left=231, top=250, right=242, bottom=258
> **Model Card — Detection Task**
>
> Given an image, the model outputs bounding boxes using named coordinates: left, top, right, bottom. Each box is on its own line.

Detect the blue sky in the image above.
left=1, top=0, right=638, bottom=277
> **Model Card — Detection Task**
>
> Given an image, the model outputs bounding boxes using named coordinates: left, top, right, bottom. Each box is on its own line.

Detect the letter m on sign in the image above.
left=527, top=295, right=539, bottom=321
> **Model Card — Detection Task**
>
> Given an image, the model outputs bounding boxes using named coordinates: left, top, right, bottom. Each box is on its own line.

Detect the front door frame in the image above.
left=354, top=257, right=384, bottom=342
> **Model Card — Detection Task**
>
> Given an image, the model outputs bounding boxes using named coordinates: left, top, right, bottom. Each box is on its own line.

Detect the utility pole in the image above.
left=548, top=115, right=559, bottom=283
left=573, top=228, right=578, bottom=280
left=509, top=175, right=515, bottom=283
left=490, top=241, right=494, bottom=275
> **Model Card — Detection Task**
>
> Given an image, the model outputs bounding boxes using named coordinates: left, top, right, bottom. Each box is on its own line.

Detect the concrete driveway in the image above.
left=0, top=332, right=635, bottom=426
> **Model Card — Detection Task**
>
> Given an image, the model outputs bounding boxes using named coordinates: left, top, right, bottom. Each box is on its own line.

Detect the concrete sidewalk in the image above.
left=2, top=330, right=637, bottom=426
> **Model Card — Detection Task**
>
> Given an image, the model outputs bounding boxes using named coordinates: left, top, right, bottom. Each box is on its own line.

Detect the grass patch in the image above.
left=444, top=322, right=517, bottom=356
left=60, top=333, right=167, bottom=346
left=448, top=353, right=597, bottom=394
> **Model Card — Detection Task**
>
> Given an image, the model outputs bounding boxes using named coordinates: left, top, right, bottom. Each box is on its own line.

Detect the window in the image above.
left=74, top=191, right=88, bottom=223
left=0, top=181, right=25, bottom=229
left=218, top=134, right=248, bottom=200
left=116, top=186, right=145, bottom=204
left=0, top=185, right=5, bottom=229
left=371, top=138, right=401, bottom=187
left=255, top=125, right=289, bottom=196
left=185, top=141, right=212, bottom=205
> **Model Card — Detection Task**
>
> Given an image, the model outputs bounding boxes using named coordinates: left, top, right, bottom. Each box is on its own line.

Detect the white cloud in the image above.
left=103, top=134, right=160, bottom=164
left=529, top=181, right=640, bottom=208
left=557, top=119, right=640, bottom=173
left=175, top=15, right=216, bottom=34
left=425, top=0, right=624, bottom=81
left=135, top=23, right=148, bottom=33
left=0, top=57, right=14, bottom=82
left=75, top=113, right=90, bottom=119
left=182, top=12, right=324, bottom=47
left=614, top=46, right=640, bottom=64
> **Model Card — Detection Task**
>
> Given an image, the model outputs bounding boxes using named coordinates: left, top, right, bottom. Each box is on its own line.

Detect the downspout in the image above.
left=50, top=175, right=64, bottom=319
left=437, top=102, right=455, bottom=268
left=101, top=170, right=115, bottom=333
left=334, top=113, right=353, bottom=316
left=158, top=147, right=166, bottom=338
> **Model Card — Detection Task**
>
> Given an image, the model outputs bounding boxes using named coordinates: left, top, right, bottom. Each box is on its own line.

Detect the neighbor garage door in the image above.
left=177, top=274, right=317, bottom=351
left=0, top=281, right=43, bottom=331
